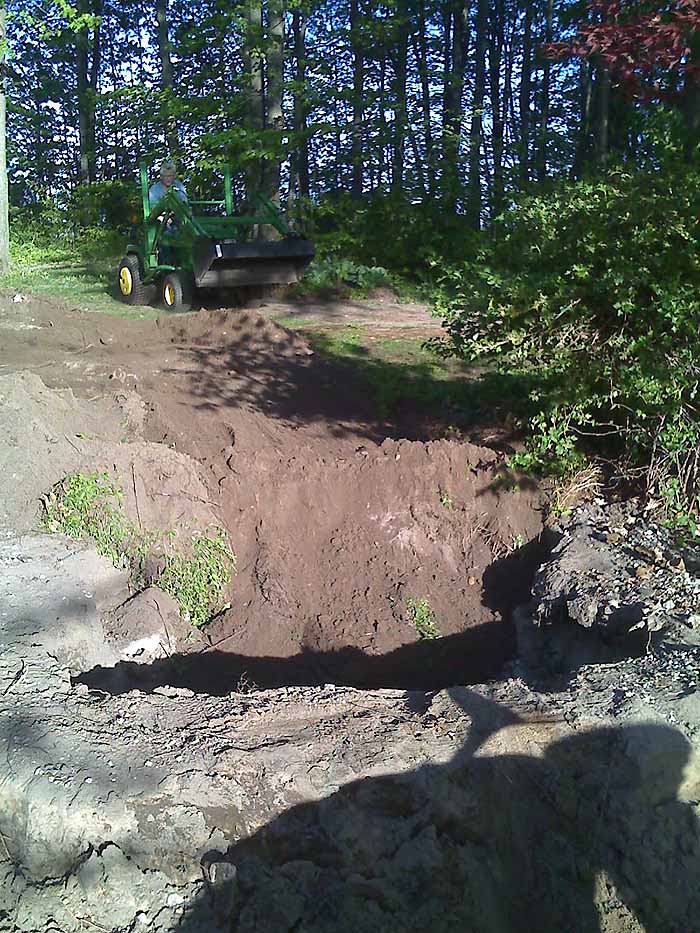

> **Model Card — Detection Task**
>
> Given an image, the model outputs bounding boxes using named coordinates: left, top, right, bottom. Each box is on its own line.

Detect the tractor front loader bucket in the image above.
left=192, top=237, right=315, bottom=288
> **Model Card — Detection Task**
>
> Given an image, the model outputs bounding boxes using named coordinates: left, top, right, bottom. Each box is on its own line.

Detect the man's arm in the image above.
left=148, top=181, right=165, bottom=208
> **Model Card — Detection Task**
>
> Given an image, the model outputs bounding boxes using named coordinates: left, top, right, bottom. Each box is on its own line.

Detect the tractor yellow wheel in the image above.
left=161, top=272, right=192, bottom=312
left=117, top=255, right=153, bottom=306
left=119, top=266, right=133, bottom=296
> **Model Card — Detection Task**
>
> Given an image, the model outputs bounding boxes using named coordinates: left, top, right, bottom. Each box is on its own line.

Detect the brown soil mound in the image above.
left=1, top=294, right=546, bottom=690
left=158, top=307, right=314, bottom=359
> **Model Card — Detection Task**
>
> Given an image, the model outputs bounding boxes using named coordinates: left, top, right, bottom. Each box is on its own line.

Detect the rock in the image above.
left=519, top=503, right=700, bottom=674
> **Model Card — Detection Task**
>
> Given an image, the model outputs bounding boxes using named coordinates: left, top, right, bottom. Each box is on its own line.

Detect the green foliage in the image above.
left=406, top=597, right=441, bottom=640
left=10, top=200, right=126, bottom=268
left=42, top=472, right=137, bottom=567
left=438, top=487, right=453, bottom=508
left=303, top=191, right=481, bottom=285
left=158, top=531, right=236, bottom=629
left=295, top=257, right=392, bottom=297
left=42, top=471, right=236, bottom=627
left=69, top=180, right=140, bottom=229
left=437, top=167, right=700, bottom=527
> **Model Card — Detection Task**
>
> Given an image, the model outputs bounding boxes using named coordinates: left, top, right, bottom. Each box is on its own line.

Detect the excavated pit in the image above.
left=1, top=301, right=546, bottom=694
left=5, top=297, right=700, bottom=933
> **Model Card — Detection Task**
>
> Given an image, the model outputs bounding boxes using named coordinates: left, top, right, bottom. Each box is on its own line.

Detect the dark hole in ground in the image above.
left=75, top=538, right=553, bottom=696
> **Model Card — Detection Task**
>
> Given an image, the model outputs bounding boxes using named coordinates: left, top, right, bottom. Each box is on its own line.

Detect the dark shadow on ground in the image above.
left=76, top=537, right=549, bottom=696
left=76, top=621, right=517, bottom=696
left=160, top=310, right=543, bottom=444
left=173, top=689, right=700, bottom=932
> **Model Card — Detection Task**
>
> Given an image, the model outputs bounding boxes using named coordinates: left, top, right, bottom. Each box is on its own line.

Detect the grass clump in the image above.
left=42, top=472, right=137, bottom=568
left=42, top=471, right=235, bottom=628
left=438, top=487, right=453, bottom=508
left=157, top=531, right=235, bottom=629
left=406, top=597, right=441, bottom=640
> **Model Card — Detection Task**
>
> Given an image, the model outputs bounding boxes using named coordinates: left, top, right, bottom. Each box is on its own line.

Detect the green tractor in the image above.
left=117, top=162, right=315, bottom=312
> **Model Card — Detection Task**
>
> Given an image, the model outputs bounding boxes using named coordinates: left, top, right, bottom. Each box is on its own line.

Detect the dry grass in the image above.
left=553, top=463, right=604, bottom=516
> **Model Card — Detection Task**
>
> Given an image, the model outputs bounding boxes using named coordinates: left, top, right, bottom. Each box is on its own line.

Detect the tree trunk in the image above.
left=442, top=2, right=452, bottom=140
left=0, top=6, right=9, bottom=273
left=155, top=0, right=177, bottom=153
left=595, top=62, right=610, bottom=168
left=292, top=6, right=310, bottom=198
left=467, top=0, right=487, bottom=228
left=350, top=0, right=364, bottom=198
left=681, top=31, right=700, bottom=160
left=76, top=0, right=101, bottom=185
left=265, top=0, right=285, bottom=206
left=76, top=0, right=90, bottom=183
left=243, top=0, right=265, bottom=197
left=332, top=52, right=341, bottom=189
left=489, top=0, right=505, bottom=217
left=536, top=0, right=553, bottom=182
left=572, top=60, right=593, bottom=178
left=378, top=44, right=388, bottom=189
left=442, top=1, right=469, bottom=209
left=413, top=0, right=435, bottom=197
left=407, top=121, right=428, bottom=197
left=519, top=0, right=533, bottom=185
left=391, top=0, right=409, bottom=192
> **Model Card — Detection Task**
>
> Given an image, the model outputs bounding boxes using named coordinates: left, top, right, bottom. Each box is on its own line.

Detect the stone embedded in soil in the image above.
left=517, top=501, right=700, bottom=675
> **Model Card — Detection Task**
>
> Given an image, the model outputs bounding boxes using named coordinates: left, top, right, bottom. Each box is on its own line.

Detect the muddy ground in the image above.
left=0, top=290, right=544, bottom=692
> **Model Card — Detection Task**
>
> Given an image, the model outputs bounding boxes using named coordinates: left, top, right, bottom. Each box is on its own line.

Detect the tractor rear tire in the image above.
left=161, top=272, right=192, bottom=313
left=118, top=255, right=153, bottom=306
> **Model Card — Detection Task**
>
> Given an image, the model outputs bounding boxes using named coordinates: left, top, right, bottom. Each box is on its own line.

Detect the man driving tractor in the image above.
left=117, top=156, right=314, bottom=312
left=148, top=159, right=188, bottom=208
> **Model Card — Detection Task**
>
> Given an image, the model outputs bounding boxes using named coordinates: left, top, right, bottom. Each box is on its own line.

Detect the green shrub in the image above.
left=42, top=471, right=138, bottom=567
left=158, top=531, right=235, bottom=628
left=302, top=191, right=482, bottom=284
left=296, top=257, right=391, bottom=296
left=10, top=199, right=126, bottom=267
left=69, top=180, right=140, bottom=229
left=436, top=167, right=700, bottom=530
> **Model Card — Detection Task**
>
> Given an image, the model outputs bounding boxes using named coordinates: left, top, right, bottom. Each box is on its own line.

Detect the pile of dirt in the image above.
left=0, top=298, right=547, bottom=691
left=158, top=308, right=314, bottom=360
left=0, top=371, right=120, bottom=533
left=0, top=370, right=221, bottom=538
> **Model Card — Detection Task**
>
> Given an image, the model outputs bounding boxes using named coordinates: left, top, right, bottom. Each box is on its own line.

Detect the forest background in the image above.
left=5, top=0, right=700, bottom=530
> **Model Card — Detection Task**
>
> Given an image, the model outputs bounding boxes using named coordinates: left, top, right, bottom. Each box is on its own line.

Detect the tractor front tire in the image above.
left=161, top=272, right=192, bottom=313
left=118, top=255, right=153, bottom=306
